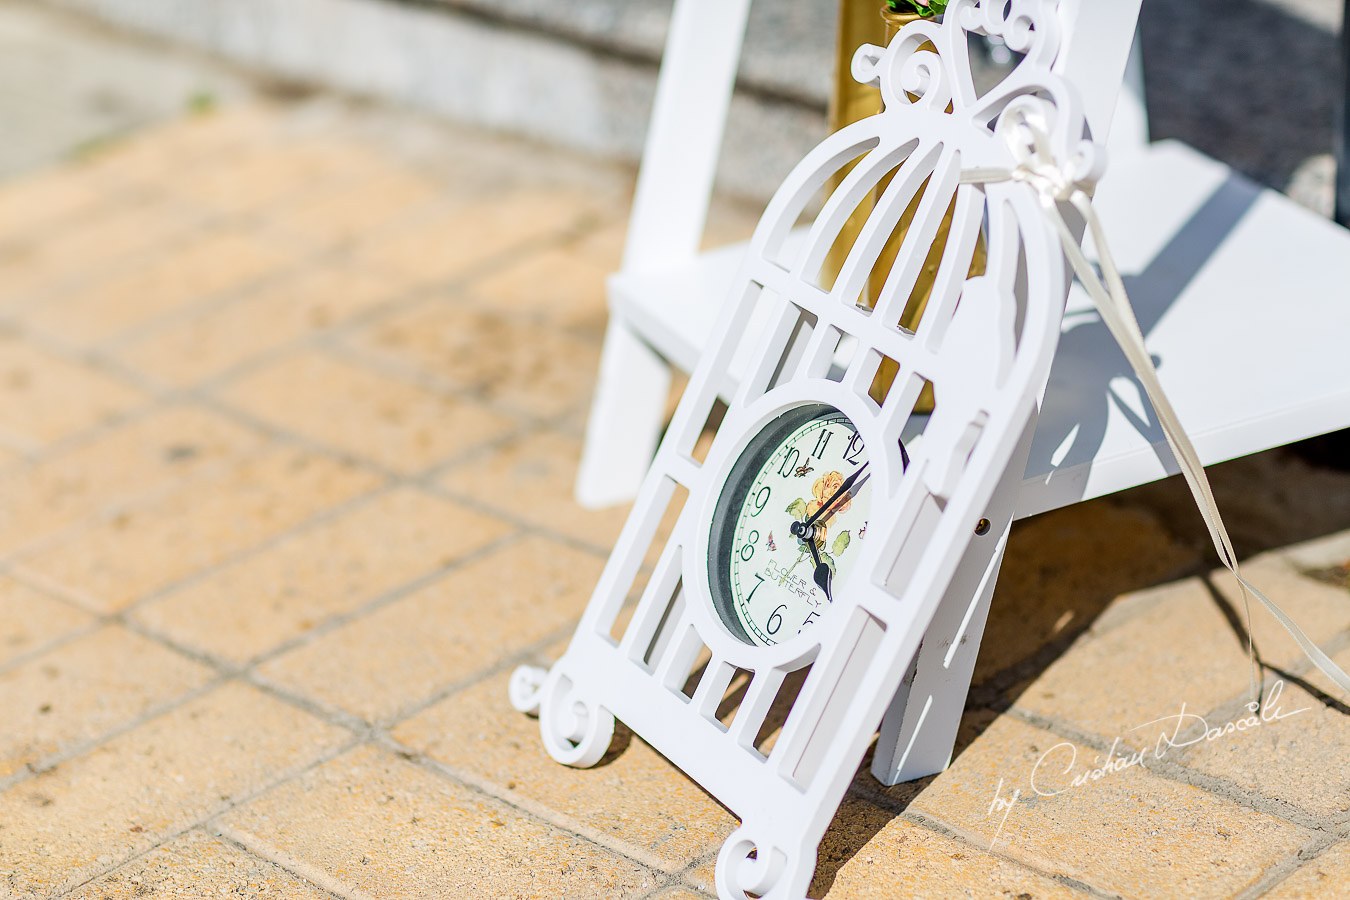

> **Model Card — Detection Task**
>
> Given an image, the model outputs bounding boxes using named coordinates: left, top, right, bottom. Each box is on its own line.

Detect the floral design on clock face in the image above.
left=715, top=409, right=873, bottom=646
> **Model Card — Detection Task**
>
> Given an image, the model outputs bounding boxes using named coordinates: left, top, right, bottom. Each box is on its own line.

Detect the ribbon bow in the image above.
left=961, top=109, right=1350, bottom=699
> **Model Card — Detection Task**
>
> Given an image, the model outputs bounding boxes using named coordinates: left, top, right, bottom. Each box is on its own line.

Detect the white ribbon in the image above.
left=960, top=113, right=1350, bottom=699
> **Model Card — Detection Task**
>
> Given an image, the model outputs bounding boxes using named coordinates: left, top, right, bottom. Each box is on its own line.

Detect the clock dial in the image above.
left=709, top=407, right=875, bottom=646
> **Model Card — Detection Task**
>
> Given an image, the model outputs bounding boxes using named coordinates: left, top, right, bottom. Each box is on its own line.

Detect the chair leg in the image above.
left=575, top=320, right=673, bottom=509
left=870, top=414, right=1036, bottom=785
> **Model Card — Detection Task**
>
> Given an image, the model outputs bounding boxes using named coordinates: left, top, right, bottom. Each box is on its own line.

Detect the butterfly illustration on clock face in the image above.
left=708, top=404, right=899, bottom=646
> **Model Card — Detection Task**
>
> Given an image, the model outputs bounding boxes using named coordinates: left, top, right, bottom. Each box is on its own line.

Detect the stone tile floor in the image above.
left=2, top=97, right=1350, bottom=900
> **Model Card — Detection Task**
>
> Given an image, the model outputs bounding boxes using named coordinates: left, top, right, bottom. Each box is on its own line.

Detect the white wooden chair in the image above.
left=572, top=0, right=1350, bottom=787
left=579, top=0, right=1350, bottom=515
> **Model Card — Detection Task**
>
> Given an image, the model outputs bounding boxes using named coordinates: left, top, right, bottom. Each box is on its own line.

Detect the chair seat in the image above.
left=609, top=138, right=1350, bottom=520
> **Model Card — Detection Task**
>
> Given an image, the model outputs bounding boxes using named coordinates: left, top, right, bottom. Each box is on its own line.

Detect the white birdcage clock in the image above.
left=511, top=2, right=1101, bottom=897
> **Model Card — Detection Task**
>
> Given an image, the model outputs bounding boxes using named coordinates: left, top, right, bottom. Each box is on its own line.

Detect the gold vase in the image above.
left=823, top=3, right=986, bottom=410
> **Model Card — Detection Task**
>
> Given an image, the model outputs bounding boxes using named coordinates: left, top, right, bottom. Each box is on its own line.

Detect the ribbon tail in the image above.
left=1237, top=574, right=1350, bottom=695
left=1048, top=194, right=1350, bottom=698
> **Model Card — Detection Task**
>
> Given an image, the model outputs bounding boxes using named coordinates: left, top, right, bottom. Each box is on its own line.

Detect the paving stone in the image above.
left=257, top=536, right=601, bottom=723
left=0, top=166, right=106, bottom=240
left=217, top=744, right=658, bottom=899
left=464, top=242, right=611, bottom=332
left=0, top=682, right=346, bottom=898
left=268, top=165, right=448, bottom=251
left=814, top=813, right=1087, bottom=900
left=14, top=447, right=380, bottom=612
left=666, top=797, right=991, bottom=900
left=24, top=228, right=295, bottom=345
left=0, top=405, right=265, bottom=558
left=568, top=218, right=625, bottom=268
left=0, top=625, right=213, bottom=779
left=167, top=140, right=385, bottom=217
left=115, top=262, right=412, bottom=387
left=649, top=889, right=711, bottom=900
left=1210, top=553, right=1350, bottom=679
left=356, top=187, right=602, bottom=286
left=391, top=662, right=738, bottom=872
left=1261, top=840, right=1350, bottom=900
left=0, top=195, right=195, bottom=309
left=78, top=106, right=287, bottom=190
left=66, top=829, right=335, bottom=900
left=1123, top=449, right=1350, bottom=564
left=1176, top=642, right=1350, bottom=820
left=906, top=716, right=1311, bottom=900
left=1275, top=526, right=1350, bottom=575
left=1016, top=554, right=1350, bottom=745
left=350, top=298, right=601, bottom=419
left=1013, top=575, right=1247, bottom=739
left=680, top=856, right=719, bottom=896
left=217, top=351, right=518, bottom=475
left=0, top=577, right=92, bottom=669
left=976, top=498, right=1202, bottom=686
left=135, top=487, right=513, bottom=664
left=0, top=336, right=145, bottom=453
left=0, top=443, right=22, bottom=468
left=438, top=429, right=629, bottom=548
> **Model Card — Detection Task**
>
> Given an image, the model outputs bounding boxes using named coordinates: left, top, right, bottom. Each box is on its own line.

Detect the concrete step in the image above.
left=37, top=0, right=839, bottom=200
left=36, top=0, right=1345, bottom=211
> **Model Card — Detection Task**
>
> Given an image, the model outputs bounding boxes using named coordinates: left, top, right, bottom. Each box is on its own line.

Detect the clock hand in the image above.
left=790, top=461, right=869, bottom=543
left=805, top=537, right=832, bottom=602
left=805, top=461, right=868, bottom=528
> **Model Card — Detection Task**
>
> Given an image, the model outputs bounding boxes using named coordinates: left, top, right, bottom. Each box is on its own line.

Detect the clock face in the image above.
left=708, top=405, right=878, bottom=646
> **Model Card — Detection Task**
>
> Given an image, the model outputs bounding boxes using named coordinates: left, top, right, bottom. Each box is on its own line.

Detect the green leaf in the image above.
left=820, top=551, right=836, bottom=575
left=832, top=530, right=851, bottom=556
left=785, top=498, right=808, bottom=518
left=885, top=0, right=945, bottom=15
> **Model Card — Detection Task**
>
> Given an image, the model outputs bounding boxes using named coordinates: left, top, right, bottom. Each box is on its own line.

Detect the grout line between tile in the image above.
left=48, top=733, right=368, bottom=900
left=211, top=825, right=380, bottom=900
left=0, top=673, right=232, bottom=795
left=0, top=617, right=104, bottom=677
left=367, top=732, right=673, bottom=890
left=209, top=827, right=364, bottom=900
left=895, top=807, right=1123, bottom=900
left=1232, top=832, right=1346, bottom=900
left=245, top=529, right=528, bottom=668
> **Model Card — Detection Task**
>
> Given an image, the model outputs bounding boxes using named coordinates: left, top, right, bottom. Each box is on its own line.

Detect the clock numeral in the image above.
left=743, top=571, right=766, bottom=604
left=812, top=429, right=832, bottom=459
left=843, top=432, right=865, bottom=465
left=740, top=531, right=759, bottom=561
left=751, top=485, right=771, bottom=516
left=777, top=448, right=800, bottom=478
left=766, top=604, right=787, bottom=635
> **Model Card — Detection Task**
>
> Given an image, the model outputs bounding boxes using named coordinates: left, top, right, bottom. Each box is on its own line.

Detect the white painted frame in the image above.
left=517, top=5, right=1104, bottom=896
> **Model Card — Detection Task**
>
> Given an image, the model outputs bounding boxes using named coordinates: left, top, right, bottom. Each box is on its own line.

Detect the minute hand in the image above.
left=801, top=461, right=868, bottom=530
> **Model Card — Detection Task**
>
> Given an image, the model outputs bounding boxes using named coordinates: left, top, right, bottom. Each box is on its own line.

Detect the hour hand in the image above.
left=806, top=537, right=832, bottom=602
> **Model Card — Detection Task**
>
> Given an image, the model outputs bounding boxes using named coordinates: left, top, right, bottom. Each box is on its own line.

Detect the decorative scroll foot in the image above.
left=715, top=826, right=812, bottom=900
left=536, top=669, right=616, bottom=768
left=509, top=665, right=549, bottom=715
